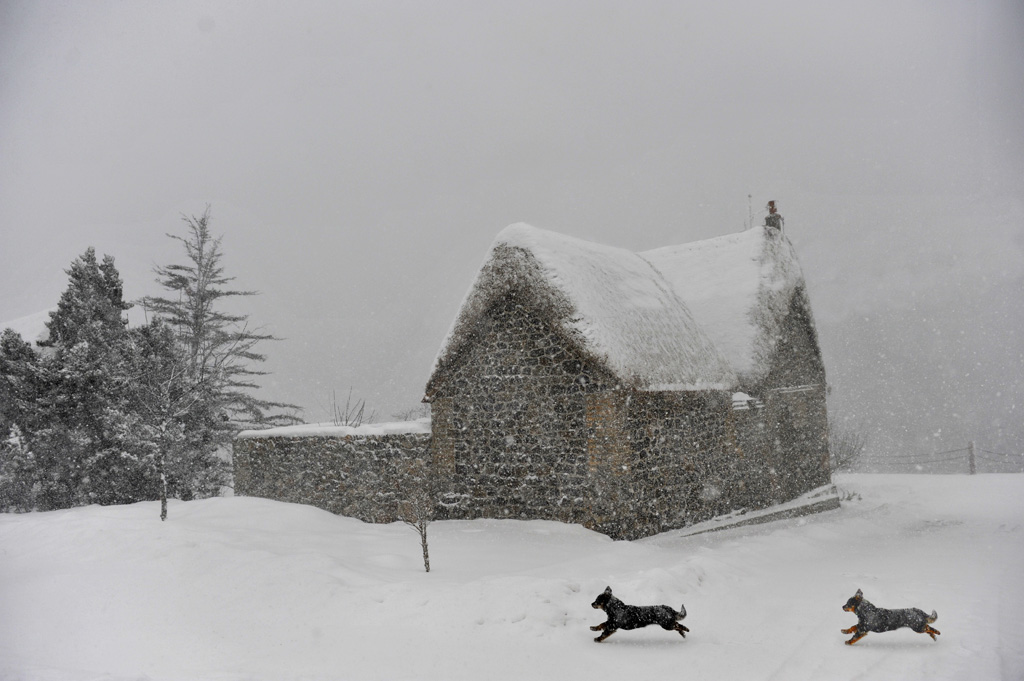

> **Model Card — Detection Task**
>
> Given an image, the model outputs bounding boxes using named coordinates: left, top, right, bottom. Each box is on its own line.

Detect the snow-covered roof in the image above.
left=236, top=418, right=431, bottom=440
left=429, top=223, right=815, bottom=394
left=428, top=223, right=736, bottom=393
left=641, top=226, right=808, bottom=384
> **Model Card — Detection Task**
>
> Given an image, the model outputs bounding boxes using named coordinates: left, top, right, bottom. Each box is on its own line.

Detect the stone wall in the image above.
left=233, top=431, right=430, bottom=523
left=752, top=287, right=832, bottom=501
left=604, top=390, right=731, bottom=538
left=429, top=292, right=619, bottom=526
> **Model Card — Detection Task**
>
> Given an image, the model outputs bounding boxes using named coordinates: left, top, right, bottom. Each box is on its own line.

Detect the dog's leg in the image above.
left=590, top=621, right=607, bottom=632
left=594, top=628, right=616, bottom=643
left=674, top=623, right=688, bottom=638
left=841, top=625, right=858, bottom=634
left=845, top=631, right=867, bottom=645
left=923, top=625, right=940, bottom=640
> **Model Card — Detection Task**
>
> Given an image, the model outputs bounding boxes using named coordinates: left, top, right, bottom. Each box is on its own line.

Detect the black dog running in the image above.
left=841, top=589, right=940, bottom=645
left=590, top=586, right=689, bottom=643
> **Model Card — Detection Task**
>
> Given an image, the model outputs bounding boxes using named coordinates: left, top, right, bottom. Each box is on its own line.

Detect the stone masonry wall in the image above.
left=429, top=291, right=620, bottom=526
left=753, top=288, right=831, bottom=501
left=623, top=390, right=732, bottom=537
left=233, top=432, right=430, bottom=522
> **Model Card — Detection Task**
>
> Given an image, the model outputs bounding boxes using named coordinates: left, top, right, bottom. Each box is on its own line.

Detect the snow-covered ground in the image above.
left=1, top=474, right=1021, bottom=681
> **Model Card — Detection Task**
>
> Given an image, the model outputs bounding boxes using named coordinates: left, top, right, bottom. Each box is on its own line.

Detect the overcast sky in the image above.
left=1, top=0, right=1022, bottom=458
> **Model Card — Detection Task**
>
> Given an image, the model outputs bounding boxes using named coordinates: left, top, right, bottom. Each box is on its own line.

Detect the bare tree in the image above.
left=395, top=458, right=436, bottom=572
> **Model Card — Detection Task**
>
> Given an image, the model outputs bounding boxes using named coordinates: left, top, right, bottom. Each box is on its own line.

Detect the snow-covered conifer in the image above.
left=0, top=328, right=41, bottom=436
left=0, top=425, right=37, bottom=512
left=141, top=207, right=298, bottom=448
left=41, top=247, right=130, bottom=348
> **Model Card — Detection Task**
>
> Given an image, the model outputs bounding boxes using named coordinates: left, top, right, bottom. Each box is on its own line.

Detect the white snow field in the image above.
left=1, top=473, right=1021, bottom=681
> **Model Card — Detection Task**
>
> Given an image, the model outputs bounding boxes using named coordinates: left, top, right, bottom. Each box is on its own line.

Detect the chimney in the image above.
left=765, top=200, right=783, bottom=230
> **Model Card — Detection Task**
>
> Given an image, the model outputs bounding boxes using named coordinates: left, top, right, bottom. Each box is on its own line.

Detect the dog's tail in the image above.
left=926, top=610, right=937, bottom=624
left=677, top=604, right=687, bottom=621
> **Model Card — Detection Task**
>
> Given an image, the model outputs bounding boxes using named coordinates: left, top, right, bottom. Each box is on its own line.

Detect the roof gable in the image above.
left=428, top=224, right=735, bottom=394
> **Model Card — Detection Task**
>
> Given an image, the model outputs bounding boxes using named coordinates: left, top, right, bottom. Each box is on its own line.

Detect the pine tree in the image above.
left=0, top=324, right=89, bottom=511
left=142, top=207, right=298, bottom=449
left=0, top=331, right=40, bottom=511
left=16, top=249, right=137, bottom=507
left=1, top=223, right=295, bottom=515
left=0, top=425, right=36, bottom=512
left=2, top=248, right=236, bottom=513
left=0, top=329, right=41, bottom=436
left=42, top=247, right=130, bottom=348
left=35, top=248, right=134, bottom=452
left=121, top=320, right=229, bottom=519
left=29, top=424, right=92, bottom=510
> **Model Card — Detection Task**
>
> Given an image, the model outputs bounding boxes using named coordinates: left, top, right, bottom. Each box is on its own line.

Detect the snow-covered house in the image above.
left=423, top=223, right=832, bottom=538
left=234, top=222, right=833, bottom=539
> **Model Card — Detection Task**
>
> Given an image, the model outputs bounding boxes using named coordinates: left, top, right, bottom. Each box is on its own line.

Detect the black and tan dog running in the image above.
left=590, top=586, right=689, bottom=642
left=841, top=589, right=940, bottom=645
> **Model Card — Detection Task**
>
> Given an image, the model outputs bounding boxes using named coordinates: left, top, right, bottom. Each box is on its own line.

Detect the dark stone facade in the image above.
left=424, top=286, right=831, bottom=539
left=233, top=432, right=431, bottom=523
left=748, top=287, right=832, bottom=502
left=428, top=291, right=618, bottom=528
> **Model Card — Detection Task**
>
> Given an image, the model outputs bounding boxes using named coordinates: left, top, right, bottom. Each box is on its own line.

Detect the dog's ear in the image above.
left=854, top=589, right=863, bottom=599
left=604, top=586, right=612, bottom=594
